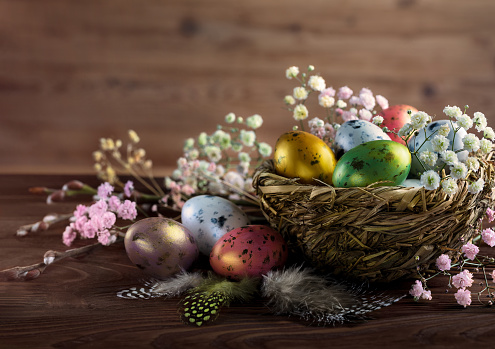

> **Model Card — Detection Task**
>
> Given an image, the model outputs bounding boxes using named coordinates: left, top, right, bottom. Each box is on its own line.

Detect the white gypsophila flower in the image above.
left=319, top=95, right=335, bottom=108
left=375, top=95, right=389, bottom=110
left=240, top=129, right=256, bottom=147
left=286, top=66, right=299, bottom=79
left=359, top=109, right=373, bottom=121
left=225, top=112, right=236, bottom=124
left=224, top=171, right=245, bottom=189
left=437, top=123, right=452, bottom=137
left=410, top=111, right=431, bottom=130
left=465, top=157, right=480, bottom=172
left=308, top=117, right=324, bottom=128
left=244, top=178, right=254, bottom=193
left=398, top=123, right=414, bottom=137
left=183, top=137, right=195, bottom=150
left=450, top=162, right=468, bottom=180
left=334, top=124, right=341, bottom=131
left=462, top=133, right=480, bottom=152
left=198, top=132, right=208, bottom=146
left=484, top=126, right=495, bottom=140
left=473, top=112, right=487, bottom=132
left=187, top=148, right=199, bottom=160
left=238, top=161, right=250, bottom=175
left=457, top=114, right=473, bottom=130
left=440, top=150, right=458, bottom=166
left=212, top=130, right=231, bottom=149
left=430, top=135, right=450, bottom=153
left=308, top=65, right=315, bottom=72
left=372, top=115, right=384, bottom=126
left=360, top=93, right=376, bottom=111
left=382, top=126, right=389, bottom=133
left=308, top=75, right=326, bottom=92
left=337, top=86, right=353, bottom=100
left=246, top=114, right=263, bottom=129
left=293, top=104, right=309, bottom=121
left=443, top=105, right=462, bottom=119
left=238, top=152, right=251, bottom=163
left=284, top=95, right=296, bottom=105
left=350, top=107, right=358, bottom=115
left=204, top=145, right=222, bottom=163
left=419, top=150, right=438, bottom=167
left=215, top=164, right=226, bottom=177
left=468, top=178, right=485, bottom=194
left=336, top=100, right=347, bottom=109
left=420, top=170, right=441, bottom=190
left=441, top=178, right=458, bottom=196
left=480, top=138, right=493, bottom=154
left=293, top=86, right=309, bottom=100
left=208, top=181, right=226, bottom=195
left=232, top=142, right=243, bottom=152
left=258, top=142, right=272, bottom=157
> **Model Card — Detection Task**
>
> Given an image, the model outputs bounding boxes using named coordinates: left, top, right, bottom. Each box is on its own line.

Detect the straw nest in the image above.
left=253, top=156, right=495, bottom=283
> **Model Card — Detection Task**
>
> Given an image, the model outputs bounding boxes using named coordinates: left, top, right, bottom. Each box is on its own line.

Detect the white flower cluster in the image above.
left=283, top=65, right=389, bottom=143
left=163, top=113, right=272, bottom=209
left=401, top=106, right=493, bottom=195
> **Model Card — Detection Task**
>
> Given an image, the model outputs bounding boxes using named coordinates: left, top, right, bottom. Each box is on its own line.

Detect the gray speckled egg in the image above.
left=334, top=120, right=391, bottom=158
left=181, top=195, right=250, bottom=255
left=407, top=120, right=467, bottom=178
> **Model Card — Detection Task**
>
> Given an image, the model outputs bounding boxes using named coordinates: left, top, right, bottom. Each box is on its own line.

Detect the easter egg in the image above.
left=332, top=140, right=411, bottom=188
left=378, top=104, right=418, bottom=144
left=273, top=130, right=337, bottom=185
left=124, top=217, right=199, bottom=279
left=401, top=179, right=423, bottom=188
left=407, top=120, right=468, bottom=178
left=209, top=225, right=288, bottom=280
left=181, top=195, right=250, bottom=255
left=333, top=120, right=391, bottom=158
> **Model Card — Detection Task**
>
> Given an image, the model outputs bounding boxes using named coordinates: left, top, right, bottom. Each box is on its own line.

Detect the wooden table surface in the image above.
left=1, top=174, right=495, bottom=349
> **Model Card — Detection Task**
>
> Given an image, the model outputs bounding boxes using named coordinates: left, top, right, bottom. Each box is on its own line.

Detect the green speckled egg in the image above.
left=332, top=140, right=411, bottom=188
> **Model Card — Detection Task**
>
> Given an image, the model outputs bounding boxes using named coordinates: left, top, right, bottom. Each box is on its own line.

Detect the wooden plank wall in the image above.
left=1, top=0, right=495, bottom=175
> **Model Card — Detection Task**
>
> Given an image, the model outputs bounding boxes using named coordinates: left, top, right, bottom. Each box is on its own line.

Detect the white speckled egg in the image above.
left=334, top=120, right=391, bottom=158
left=401, top=179, right=423, bottom=188
left=181, top=195, right=250, bottom=255
left=407, top=120, right=468, bottom=178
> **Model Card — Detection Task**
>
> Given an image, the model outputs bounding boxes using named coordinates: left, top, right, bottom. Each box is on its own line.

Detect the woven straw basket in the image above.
left=253, top=155, right=495, bottom=283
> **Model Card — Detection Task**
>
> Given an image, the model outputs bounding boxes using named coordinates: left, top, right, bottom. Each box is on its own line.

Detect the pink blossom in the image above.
left=409, top=280, right=424, bottom=298
left=492, top=270, right=495, bottom=282
left=207, top=162, right=216, bottom=172
left=421, top=290, right=432, bottom=300
left=482, top=228, right=495, bottom=247
left=452, top=270, right=474, bottom=289
left=117, top=200, right=137, bottom=220
left=358, top=108, right=372, bottom=121
left=102, top=211, right=117, bottom=229
left=360, top=92, right=376, bottom=111
left=73, top=204, right=87, bottom=219
left=337, top=86, right=353, bottom=100
left=97, top=230, right=111, bottom=246
left=349, top=96, right=361, bottom=106
left=124, top=180, right=134, bottom=198
left=74, top=215, right=88, bottom=232
left=341, top=111, right=358, bottom=122
left=97, top=182, right=114, bottom=199
left=182, top=184, right=195, bottom=196
left=335, top=108, right=343, bottom=116
left=435, top=254, right=452, bottom=271
left=108, top=195, right=121, bottom=212
left=454, top=288, right=472, bottom=308
left=82, top=220, right=97, bottom=239
left=461, top=243, right=479, bottom=260
left=88, top=200, right=108, bottom=218
left=319, top=87, right=336, bottom=98
left=376, top=95, right=389, bottom=110
left=487, top=207, right=495, bottom=223
left=324, top=123, right=336, bottom=139
left=62, top=225, right=77, bottom=246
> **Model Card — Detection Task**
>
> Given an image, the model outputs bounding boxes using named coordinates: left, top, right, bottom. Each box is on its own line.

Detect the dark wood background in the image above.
left=1, top=0, right=495, bottom=175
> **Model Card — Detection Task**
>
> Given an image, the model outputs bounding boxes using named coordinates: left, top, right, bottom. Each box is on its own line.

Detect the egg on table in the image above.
left=181, top=195, right=250, bottom=255
left=332, top=140, right=411, bottom=188
left=407, top=120, right=468, bottom=178
left=124, top=217, right=199, bottom=279
left=333, top=120, right=391, bottom=158
left=377, top=104, right=418, bottom=144
left=209, top=225, right=288, bottom=280
left=273, top=130, right=337, bottom=185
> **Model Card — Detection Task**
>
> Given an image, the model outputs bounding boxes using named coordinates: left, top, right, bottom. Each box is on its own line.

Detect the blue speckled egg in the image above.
left=181, top=195, right=250, bottom=255
left=407, top=120, right=468, bottom=178
left=334, top=120, right=391, bottom=158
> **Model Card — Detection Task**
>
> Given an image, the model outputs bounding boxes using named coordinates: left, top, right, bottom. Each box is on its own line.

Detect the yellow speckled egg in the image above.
left=273, top=131, right=337, bottom=185
left=332, top=140, right=411, bottom=188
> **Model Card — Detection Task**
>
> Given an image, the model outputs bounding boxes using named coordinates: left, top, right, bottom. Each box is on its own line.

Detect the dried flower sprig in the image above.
left=410, top=207, right=495, bottom=307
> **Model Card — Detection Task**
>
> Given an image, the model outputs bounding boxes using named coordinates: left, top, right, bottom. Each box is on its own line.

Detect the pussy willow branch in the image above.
left=0, top=237, right=123, bottom=281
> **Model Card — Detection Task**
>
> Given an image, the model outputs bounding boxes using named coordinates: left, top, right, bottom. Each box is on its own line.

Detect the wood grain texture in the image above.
left=2, top=174, right=495, bottom=348
left=0, top=0, right=494, bottom=175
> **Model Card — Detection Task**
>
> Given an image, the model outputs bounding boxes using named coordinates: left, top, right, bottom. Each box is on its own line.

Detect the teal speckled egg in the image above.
left=332, top=140, right=411, bottom=187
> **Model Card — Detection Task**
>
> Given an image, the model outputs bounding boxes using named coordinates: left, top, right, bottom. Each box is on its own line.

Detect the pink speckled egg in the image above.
left=124, top=217, right=199, bottom=279
left=378, top=104, right=417, bottom=144
left=209, top=225, right=288, bottom=280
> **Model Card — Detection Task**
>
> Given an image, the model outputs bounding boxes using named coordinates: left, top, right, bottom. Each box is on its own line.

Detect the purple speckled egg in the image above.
left=209, top=225, right=288, bottom=280
left=124, top=217, right=199, bottom=279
